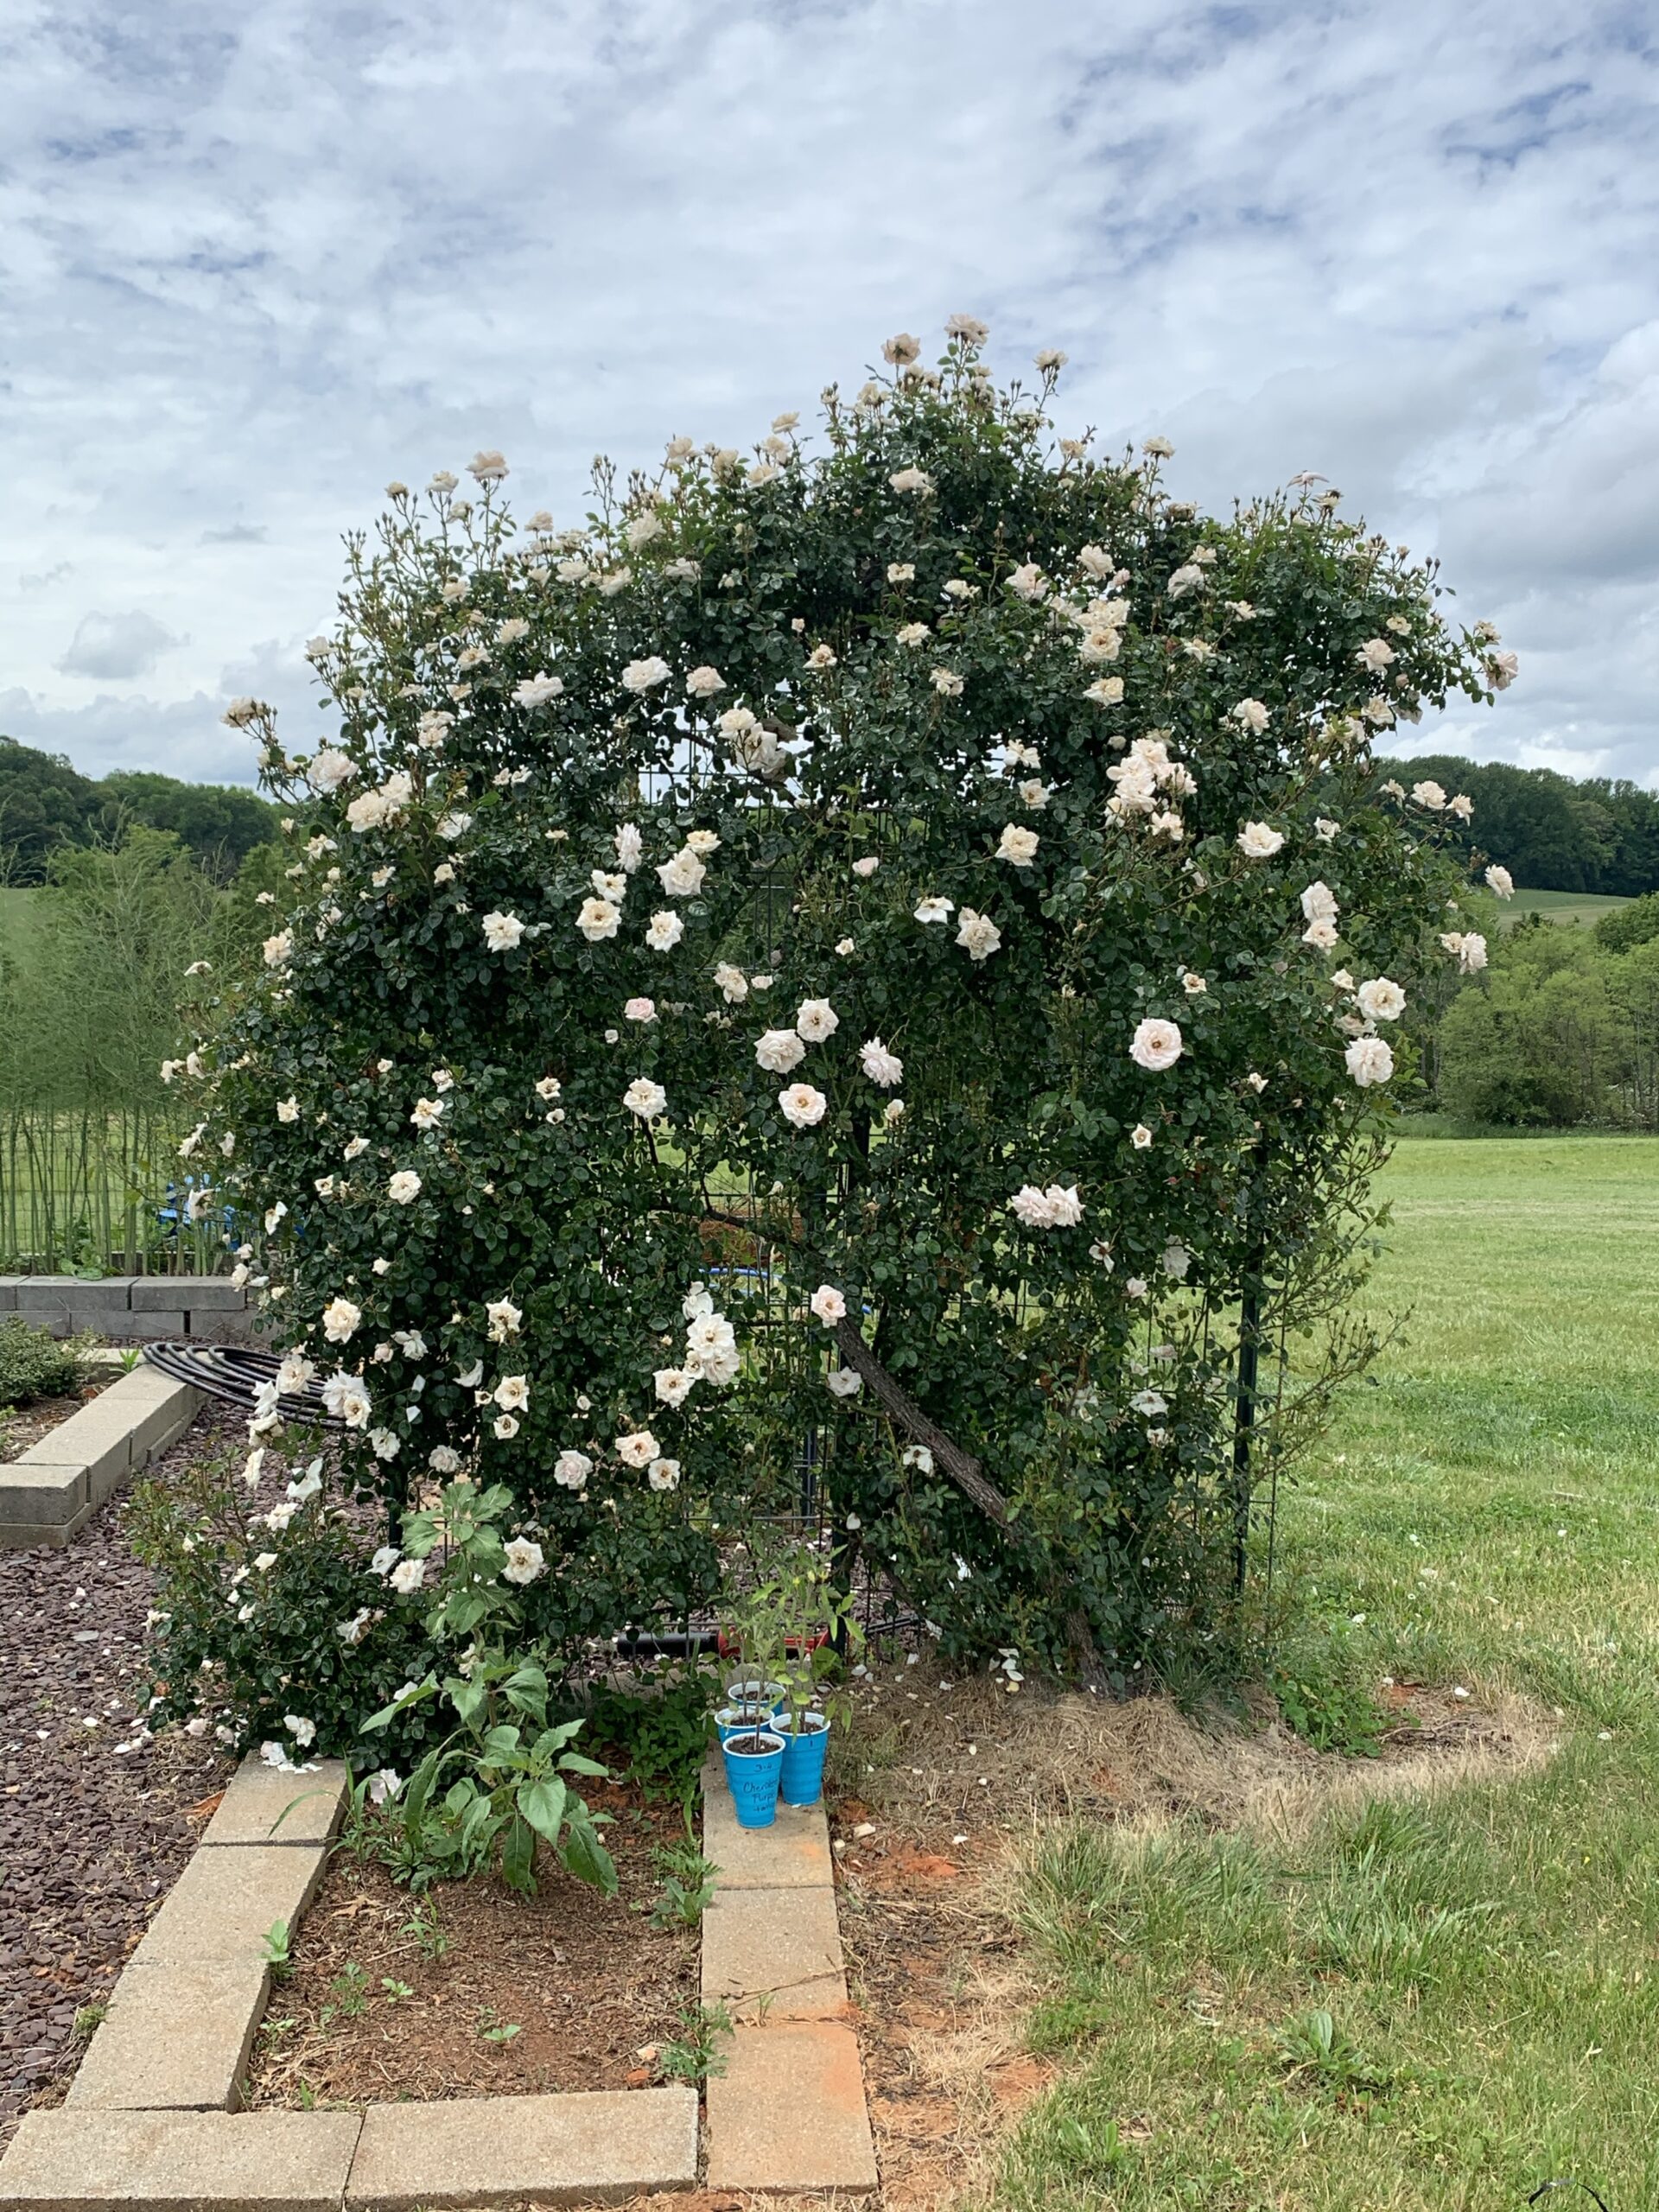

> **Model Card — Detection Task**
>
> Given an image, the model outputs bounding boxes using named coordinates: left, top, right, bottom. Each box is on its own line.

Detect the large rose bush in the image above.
left=173, top=323, right=1512, bottom=1732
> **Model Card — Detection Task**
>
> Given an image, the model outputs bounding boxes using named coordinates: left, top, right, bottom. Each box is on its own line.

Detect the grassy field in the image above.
left=0, top=886, right=46, bottom=959
left=1500, top=886, right=1630, bottom=930
left=1002, top=1136, right=1659, bottom=2210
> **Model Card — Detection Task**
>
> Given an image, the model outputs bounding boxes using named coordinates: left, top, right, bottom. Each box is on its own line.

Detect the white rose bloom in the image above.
left=1412, top=779, right=1448, bottom=810
left=276, top=1096, right=300, bottom=1124
left=591, top=870, right=628, bottom=900
left=645, top=911, right=685, bottom=951
left=512, top=673, right=564, bottom=709
left=486, top=1299, right=523, bottom=1343
left=308, top=747, right=357, bottom=793
left=995, top=824, right=1039, bottom=868
left=1303, top=917, right=1339, bottom=950
left=889, top=467, right=933, bottom=493
left=1230, top=698, right=1270, bottom=733
left=1315, top=817, right=1340, bottom=842
left=825, top=1366, right=862, bottom=1397
left=796, top=998, right=839, bottom=1043
left=322, top=1298, right=361, bottom=1343
left=647, top=1457, right=681, bottom=1492
left=482, top=912, right=525, bottom=951
left=779, top=1083, right=828, bottom=1128
left=621, top=656, right=672, bottom=693
left=554, top=1449, right=593, bottom=1491
left=956, top=908, right=1002, bottom=961
left=658, top=849, right=706, bottom=898
left=1006, top=562, right=1047, bottom=601
left=714, top=962, right=749, bottom=1003
left=684, top=830, right=721, bottom=856
left=534, top=1077, right=562, bottom=1102
left=655, top=1366, right=696, bottom=1408
left=616, top=1430, right=658, bottom=1468
left=1017, top=779, right=1049, bottom=810
left=684, top=1310, right=740, bottom=1385
left=614, top=822, right=644, bottom=872
left=1129, top=1018, right=1184, bottom=1071
left=1356, top=977, right=1406, bottom=1023
left=493, top=1374, right=530, bottom=1412
left=1485, top=864, right=1515, bottom=899
left=914, top=896, right=955, bottom=925
left=389, top=1557, right=427, bottom=1596
left=501, top=1537, right=546, bottom=1586
left=1300, top=881, right=1339, bottom=924
left=756, top=1028, right=807, bottom=1075
left=1345, top=1035, right=1395, bottom=1087
left=810, top=1285, right=847, bottom=1326
left=624, top=996, right=656, bottom=1023
left=576, top=897, right=621, bottom=942
left=1084, top=677, right=1126, bottom=706
left=1357, top=637, right=1395, bottom=672
left=806, top=643, right=837, bottom=671
left=852, top=856, right=880, bottom=878
left=1441, top=930, right=1489, bottom=974
left=387, top=1170, right=422, bottom=1205
left=860, top=1038, right=904, bottom=1088
left=263, top=931, right=292, bottom=969
left=931, top=666, right=964, bottom=697
left=623, top=1078, right=667, bottom=1122
left=685, top=664, right=725, bottom=698
left=1236, top=823, right=1285, bottom=859
left=410, top=1096, right=444, bottom=1131
left=896, top=621, right=931, bottom=646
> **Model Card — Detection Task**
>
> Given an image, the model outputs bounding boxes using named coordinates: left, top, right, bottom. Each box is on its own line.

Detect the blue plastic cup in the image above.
left=721, top=1728, right=785, bottom=1828
left=725, top=1676, right=787, bottom=1721
left=713, top=1706, right=752, bottom=1745
left=779, top=1713, right=830, bottom=1807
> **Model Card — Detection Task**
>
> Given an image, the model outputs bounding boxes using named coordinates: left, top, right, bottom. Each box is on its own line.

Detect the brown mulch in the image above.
left=0, top=1372, right=116, bottom=1460
left=244, top=1787, right=700, bottom=2107
left=0, top=1403, right=244, bottom=2146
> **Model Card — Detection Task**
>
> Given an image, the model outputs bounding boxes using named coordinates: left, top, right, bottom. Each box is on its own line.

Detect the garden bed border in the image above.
left=0, top=1750, right=876, bottom=2205
left=0, top=1363, right=202, bottom=1549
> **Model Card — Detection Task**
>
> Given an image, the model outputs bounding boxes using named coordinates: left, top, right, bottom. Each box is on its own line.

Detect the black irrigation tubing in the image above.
left=141, top=1341, right=346, bottom=1428
left=1528, top=2185, right=1612, bottom=2211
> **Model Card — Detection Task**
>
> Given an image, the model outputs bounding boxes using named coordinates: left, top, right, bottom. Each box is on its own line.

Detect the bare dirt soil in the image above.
left=244, top=1783, right=701, bottom=2107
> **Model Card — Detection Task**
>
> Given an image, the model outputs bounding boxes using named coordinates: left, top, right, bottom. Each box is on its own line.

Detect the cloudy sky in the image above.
left=3, top=0, right=1656, bottom=789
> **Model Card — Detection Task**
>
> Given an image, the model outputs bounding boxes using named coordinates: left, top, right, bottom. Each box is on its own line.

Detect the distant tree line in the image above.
left=0, top=734, right=278, bottom=884
left=1399, top=753, right=1659, bottom=897
left=1410, top=895, right=1659, bottom=1128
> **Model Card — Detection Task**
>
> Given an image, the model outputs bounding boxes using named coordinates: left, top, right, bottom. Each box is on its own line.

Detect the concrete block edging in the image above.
left=0, top=1362, right=203, bottom=1549
left=0, top=1748, right=874, bottom=2203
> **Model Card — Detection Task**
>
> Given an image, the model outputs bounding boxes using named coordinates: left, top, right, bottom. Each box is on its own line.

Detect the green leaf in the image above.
left=500, top=1811, right=537, bottom=1892
left=516, top=1775, right=569, bottom=1845
left=560, top=1815, right=620, bottom=1896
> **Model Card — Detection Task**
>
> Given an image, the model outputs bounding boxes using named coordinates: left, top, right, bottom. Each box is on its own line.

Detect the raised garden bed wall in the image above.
left=0, top=1279, right=252, bottom=1344
left=0, top=1367, right=202, bottom=1549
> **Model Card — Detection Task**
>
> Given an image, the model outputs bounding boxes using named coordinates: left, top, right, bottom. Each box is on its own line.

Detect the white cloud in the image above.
left=2, top=0, right=1656, bottom=784
left=57, top=609, right=183, bottom=681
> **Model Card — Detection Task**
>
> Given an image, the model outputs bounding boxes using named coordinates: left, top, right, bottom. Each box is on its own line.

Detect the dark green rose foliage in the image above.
left=182, top=331, right=1507, bottom=1690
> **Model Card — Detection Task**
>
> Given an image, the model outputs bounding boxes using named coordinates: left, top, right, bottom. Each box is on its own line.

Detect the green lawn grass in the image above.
left=1500, top=886, right=1630, bottom=931
left=1001, top=1135, right=1659, bottom=2211
left=0, top=885, right=47, bottom=959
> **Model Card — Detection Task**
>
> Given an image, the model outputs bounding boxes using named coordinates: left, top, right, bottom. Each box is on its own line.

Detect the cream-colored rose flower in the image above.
left=1129, top=1018, right=1183, bottom=1072
left=779, top=1083, right=828, bottom=1129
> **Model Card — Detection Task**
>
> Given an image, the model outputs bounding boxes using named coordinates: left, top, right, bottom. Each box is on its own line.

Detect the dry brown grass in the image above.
left=817, top=1659, right=1558, bottom=2212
